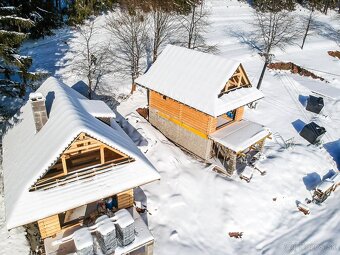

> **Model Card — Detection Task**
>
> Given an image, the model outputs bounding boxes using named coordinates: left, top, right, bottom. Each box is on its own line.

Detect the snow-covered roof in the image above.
left=2, top=77, right=160, bottom=229
left=79, top=99, right=116, bottom=118
left=135, top=45, right=264, bottom=117
left=209, top=120, right=271, bottom=152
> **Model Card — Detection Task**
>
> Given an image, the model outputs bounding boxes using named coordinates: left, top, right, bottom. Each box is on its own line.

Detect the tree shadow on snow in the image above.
left=227, top=28, right=263, bottom=52
left=20, top=28, right=76, bottom=79
left=324, top=139, right=340, bottom=169
left=313, top=19, right=340, bottom=45
left=292, top=119, right=306, bottom=133
left=115, top=111, right=149, bottom=147
left=303, top=172, right=321, bottom=191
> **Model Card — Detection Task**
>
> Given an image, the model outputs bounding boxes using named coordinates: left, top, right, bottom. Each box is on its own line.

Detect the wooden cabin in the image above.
left=136, top=45, right=271, bottom=176
left=2, top=77, right=160, bottom=254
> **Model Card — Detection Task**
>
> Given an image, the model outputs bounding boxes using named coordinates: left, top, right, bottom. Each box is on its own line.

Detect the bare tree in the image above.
left=73, top=20, right=110, bottom=99
left=301, top=6, right=317, bottom=49
left=254, top=10, right=300, bottom=89
left=106, top=9, right=149, bottom=93
left=177, top=0, right=216, bottom=52
left=150, top=8, right=177, bottom=62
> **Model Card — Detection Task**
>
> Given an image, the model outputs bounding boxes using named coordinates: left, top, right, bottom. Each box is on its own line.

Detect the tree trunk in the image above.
left=301, top=9, right=313, bottom=50
left=256, top=60, right=269, bottom=90
left=323, top=0, right=330, bottom=14
left=131, top=83, right=137, bottom=94
left=88, top=75, right=92, bottom=99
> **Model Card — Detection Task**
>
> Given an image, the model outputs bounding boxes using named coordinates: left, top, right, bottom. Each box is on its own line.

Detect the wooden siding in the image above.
left=117, top=189, right=134, bottom=209
left=38, top=215, right=61, bottom=239
left=234, top=106, right=244, bottom=121
left=149, top=91, right=216, bottom=135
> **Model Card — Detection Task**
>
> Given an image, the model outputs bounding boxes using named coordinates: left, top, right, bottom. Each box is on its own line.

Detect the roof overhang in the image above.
left=6, top=162, right=160, bottom=229
left=214, top=87, right=264, bottom=117
left=209, top=120, right=270, bottom=153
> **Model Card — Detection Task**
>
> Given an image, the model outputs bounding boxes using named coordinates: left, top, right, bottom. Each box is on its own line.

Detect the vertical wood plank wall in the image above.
left=149, top=91, right=217, bottom=136
left=117, top=189, right=134, bottom=209
left=38, top=215, right=61, bottom=239
left=234, top=106, right=244, bottom=121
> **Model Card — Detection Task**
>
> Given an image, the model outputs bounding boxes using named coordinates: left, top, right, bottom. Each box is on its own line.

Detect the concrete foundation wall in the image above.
left=149, top=108, right=212, bottom=160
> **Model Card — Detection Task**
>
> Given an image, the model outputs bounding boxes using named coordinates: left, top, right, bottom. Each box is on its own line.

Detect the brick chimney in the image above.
left=29, top=92, right=48, bottom=132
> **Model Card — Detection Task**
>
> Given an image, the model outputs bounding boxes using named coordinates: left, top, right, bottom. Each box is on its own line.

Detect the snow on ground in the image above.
left=1, top=0, right=339, bottom=254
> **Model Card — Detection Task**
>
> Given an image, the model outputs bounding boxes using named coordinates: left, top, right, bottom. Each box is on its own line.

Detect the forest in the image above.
left=0, top=0, right=339, bottom=117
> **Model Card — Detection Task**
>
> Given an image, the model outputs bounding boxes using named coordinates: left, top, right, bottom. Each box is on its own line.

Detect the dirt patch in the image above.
left=328, top=51, right=340, bottom=59
left=136, top=107, right=149, bottom=119
left=268, top=62, right=326, bottom=82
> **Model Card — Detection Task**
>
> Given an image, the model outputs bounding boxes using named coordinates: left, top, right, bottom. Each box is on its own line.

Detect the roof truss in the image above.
left=218, top=64, right=251, bottom=98
left=29, top=132, right=134, bottom=191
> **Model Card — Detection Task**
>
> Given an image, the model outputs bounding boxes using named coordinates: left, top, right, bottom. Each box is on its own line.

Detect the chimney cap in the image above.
left=29, top=92, right=45, bottom=102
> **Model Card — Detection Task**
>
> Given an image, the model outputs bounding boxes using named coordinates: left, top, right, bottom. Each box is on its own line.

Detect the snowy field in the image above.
left=1, top=0, right=340, bottom=254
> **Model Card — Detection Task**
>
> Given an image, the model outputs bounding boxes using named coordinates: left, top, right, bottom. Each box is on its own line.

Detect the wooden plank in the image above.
left=234, top=106, right=244, bottom=121
left=61, top=155, right=68, bottom=175
left=100, top=145, right=105, bottom=164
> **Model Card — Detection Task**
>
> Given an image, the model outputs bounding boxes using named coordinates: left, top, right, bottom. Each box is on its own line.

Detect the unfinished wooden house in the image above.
left=136, top=45, right=271, bottom=176
left=2, top=77, right=160, bottom=254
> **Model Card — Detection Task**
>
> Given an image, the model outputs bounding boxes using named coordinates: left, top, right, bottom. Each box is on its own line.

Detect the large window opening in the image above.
left=30, top=134, right=134, bottom=191
left=217, top=110, right=236, bottom=129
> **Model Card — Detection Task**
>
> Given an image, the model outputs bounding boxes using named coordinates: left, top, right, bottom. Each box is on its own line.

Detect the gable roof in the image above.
left=135, top=45, right=264, bottom=117
left=2, top=77, right=160, bottom=229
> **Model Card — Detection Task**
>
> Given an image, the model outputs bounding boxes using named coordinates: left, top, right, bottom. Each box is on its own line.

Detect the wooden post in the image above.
left=61, top=155, right=68, bottom=175
left=227, top=150, right=237, bottom=176
left=100, top=145, right=105, bottom=164
left=145, top=241, right=154, bottom=255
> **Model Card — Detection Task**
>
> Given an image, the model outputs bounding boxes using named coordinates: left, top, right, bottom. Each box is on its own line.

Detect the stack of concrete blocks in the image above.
left=95, top=215, right=117, bottom=254
left=115, top=209, right=135, bottom=246
left=73, top=228, right=94, bottom=255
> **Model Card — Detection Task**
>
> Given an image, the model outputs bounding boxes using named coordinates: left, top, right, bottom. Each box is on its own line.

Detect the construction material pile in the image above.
left=74, top=228, right=94, bottom=255
left=95, top=215, right=117, bottom=254
left=115, top=209, right=135, bottom=246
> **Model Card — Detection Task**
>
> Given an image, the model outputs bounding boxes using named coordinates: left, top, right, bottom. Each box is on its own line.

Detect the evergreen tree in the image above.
left=0, top=3, right=42, bottom=97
